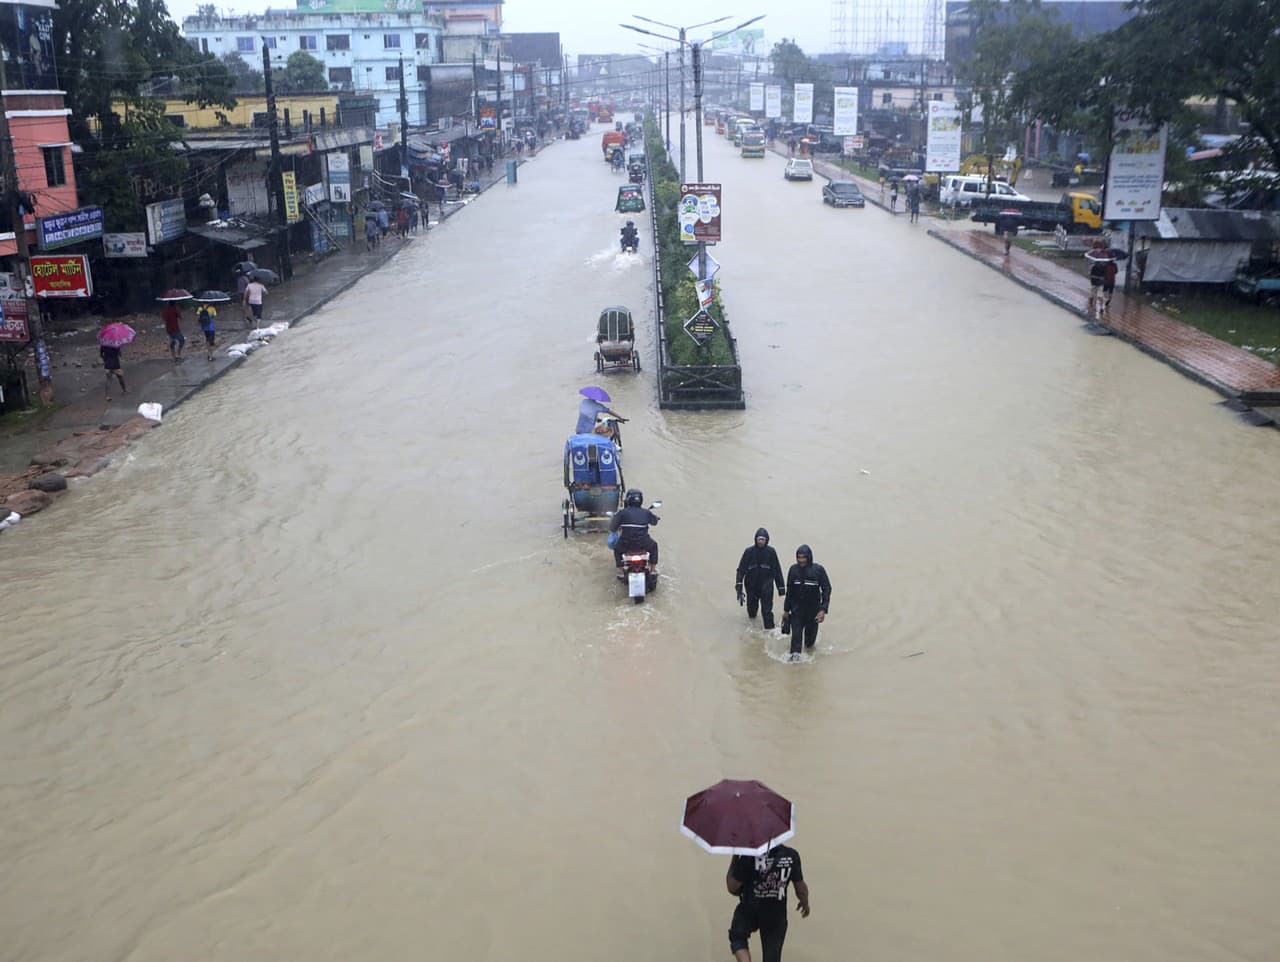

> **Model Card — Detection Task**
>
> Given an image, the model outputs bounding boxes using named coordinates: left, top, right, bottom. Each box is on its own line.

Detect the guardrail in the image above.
left=645, top=166, right=746, bottom=411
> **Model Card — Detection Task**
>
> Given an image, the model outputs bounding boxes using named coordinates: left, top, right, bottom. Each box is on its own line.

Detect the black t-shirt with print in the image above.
left=730, top=846, right=803, bottom=903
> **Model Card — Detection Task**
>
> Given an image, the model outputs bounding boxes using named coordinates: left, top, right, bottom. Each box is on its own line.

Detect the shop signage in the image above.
left=0, top=296, right=28, bottom=342
left=327, top=153, right=351, bottom=203
left=145, top=198, right=186, bottom=245
left=749, top=83, right=764, bottom=112
left=30, top=254, right=94, bottom=299
left=925, top=101, right=962, bottom=172
left=765, top=85, right=781, bottom=120
left=103, top=233, right=148, bottom=258
left=683, top=309, right=719, bottom=346
left=304, top=182, right=326, bottom=206
left=282, top=171, right=302, bottom=223
left=36, top=206, right=104, bottom=251
left=793, top=83, right=813, bottom=124
left=1103, top=114, right=1168, bottom=221
left=678, top=183, right=722, bottom=245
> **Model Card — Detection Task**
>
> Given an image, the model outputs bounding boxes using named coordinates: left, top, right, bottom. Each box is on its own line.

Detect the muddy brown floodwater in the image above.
left=2, top=119, right=1279, bottom=962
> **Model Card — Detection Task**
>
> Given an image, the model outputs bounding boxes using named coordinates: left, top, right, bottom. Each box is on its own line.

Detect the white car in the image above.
left=784, top=158, right=814, bottom=181
left=938, top=175, right=1031, bottom=207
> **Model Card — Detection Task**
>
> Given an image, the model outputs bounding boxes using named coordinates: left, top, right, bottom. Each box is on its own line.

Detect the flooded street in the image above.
left=4, top=119, right=1280, bottom=962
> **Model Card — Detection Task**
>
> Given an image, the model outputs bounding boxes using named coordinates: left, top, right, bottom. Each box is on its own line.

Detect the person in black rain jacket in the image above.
left=735, top=528, right=786, bottom=630
left=610, top=489, right=659, bottom=572
left=782, top=545, right=831, bottom=657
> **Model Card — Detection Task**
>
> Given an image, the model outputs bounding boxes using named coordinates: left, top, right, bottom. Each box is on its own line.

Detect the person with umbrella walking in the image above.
left=575, top=386, right=626, bottom=436
left=782, top=545, right=832, bottom=660
left=680, top=780, right=811, bottom=962
left=97, top=323, right=134, bottom=400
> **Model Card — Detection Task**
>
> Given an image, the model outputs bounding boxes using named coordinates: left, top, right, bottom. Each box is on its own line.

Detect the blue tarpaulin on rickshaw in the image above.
left=565, top=434, right=621, bottom=487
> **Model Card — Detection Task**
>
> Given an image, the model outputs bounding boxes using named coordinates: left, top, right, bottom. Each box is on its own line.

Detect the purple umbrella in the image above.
left=579, top=386, right=612, bottom=403
left=680, top=779, right=795, bottom=856
left=98, top=323, right=137, bottom=348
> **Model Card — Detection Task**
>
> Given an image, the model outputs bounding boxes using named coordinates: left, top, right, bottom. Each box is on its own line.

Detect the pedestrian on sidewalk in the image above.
left=242, top=277, right=267, bottom=328
left=436, top=176, right=449, bottom=218
left=995, top=211, right=1019, bottom=255
left=787, top=136, right=797, bottom=157
left=101, top=344, right=127, bottom=401
left=376, top=206, right=390, bottom=240
left=197, top=303, right=218, bottom=361
left=1102, top=259, right=1118, bottom=314
left=889, top=180, right=899, bottom=213
left=409, top=205, right=420, bottom=233
left=235, top=268, right=252, bottom=325
left=162, top=301, right=185, bottom=361
left=908, top=184, right=921, bottom=224
left=365, top=214, right=379, bottom=251
left=396, top=205, right=410, bottom=238
left=1087, top=245, right=1108, bottom=317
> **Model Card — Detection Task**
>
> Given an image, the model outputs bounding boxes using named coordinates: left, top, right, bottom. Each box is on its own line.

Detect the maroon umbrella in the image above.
left=680, top=779, right=795, bottom=855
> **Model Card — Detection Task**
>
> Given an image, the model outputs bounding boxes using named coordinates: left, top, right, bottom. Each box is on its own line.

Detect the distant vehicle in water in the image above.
left=822, top=180, right=865, bottom=208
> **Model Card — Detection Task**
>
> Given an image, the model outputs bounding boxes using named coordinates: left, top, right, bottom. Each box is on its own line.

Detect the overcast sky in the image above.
left=165, top=0, right=829, bottom=60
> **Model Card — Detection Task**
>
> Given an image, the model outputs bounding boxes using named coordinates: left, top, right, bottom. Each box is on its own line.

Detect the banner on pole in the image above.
left=678, top=183, right=722, bottom=244
left=1103, top=114, right=1168, bottom=221
left=695, top=278, right=715, bottom=310
left=925, top=101, right=962, bottom=172
left=765, top=85, right=781, bottom=119
left=282, top=172, right=302, bottom=223
left=749, top=83, right=764, bottom=112
left=832, top=87, right=858, bottom=136
left=793, top=84, right=813, bottom=124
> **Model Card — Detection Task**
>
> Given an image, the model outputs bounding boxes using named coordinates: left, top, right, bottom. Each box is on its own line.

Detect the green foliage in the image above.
left=75, top=98, right=188, bottom=231
left=279, top=51, right=328, bottom=94
left=768, top=38, right=833, bottom=117
left=644, top=118, right=737, bottom=369
left=220, top=53, right=265, bottom=95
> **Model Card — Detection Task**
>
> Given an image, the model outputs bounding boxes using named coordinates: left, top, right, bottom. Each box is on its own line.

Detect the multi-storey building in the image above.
left=181, top=1, right=446, bottom=128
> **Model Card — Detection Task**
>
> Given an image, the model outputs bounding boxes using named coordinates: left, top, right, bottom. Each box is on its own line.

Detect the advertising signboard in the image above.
left=792, top=84, right=813, bottom=124
left=0, top=297, right=29, bottom=343
left=678, top=183, right=722, bottom=245
left=710, top=28, right=764, bottom=55
left=327, top=153, right=351, bottom=203
left=103, top=233, right=147, bottom=258
left=925, top=100, right=962, bottom=172
left=765, top=85, right=781, bottom=120
left=749, top=83, right=764, bottom=113
left=30, top=254, right=93, bottom=299
left=1103, top=114, right=1168, bottom=221
left=145, top=198, right=186, bottom=245
left=36, top=207, right=104, bottom=251
left=282, top=171, right=302, bottom=223
left=833, top=87, right=858, bottom=135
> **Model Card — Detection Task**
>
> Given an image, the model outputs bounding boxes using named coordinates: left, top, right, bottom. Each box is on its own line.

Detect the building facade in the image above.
left=181, top=4, right=446, bottom=128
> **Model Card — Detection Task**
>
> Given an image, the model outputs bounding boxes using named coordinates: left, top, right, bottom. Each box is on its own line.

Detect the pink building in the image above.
left=1, top=90, right=78, bottom=260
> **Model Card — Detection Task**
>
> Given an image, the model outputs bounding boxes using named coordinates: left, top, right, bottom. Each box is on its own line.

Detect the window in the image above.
left=251, top=112, right=269, bottom=128
left=417, top=65, right=429, bottom=83
left=262, top=37, right=277, bottom=49
left=326, top=34, right=350, bottom=51
left=329, top=67, right=352, bottom=83
left=881, top=92, right=892, bottom=106
left=383, top=33, right=401, bottom=49
left=165, top=114, right=187, bottom=128
left=414, top=32, right=432, bottom=49
left=236, top=36, right=255, bottom=52
left=385, top=66, right=401, bottom=81
left=42, top=147, right=65, bottom=187
left=299, top=35, right=317, bottom=50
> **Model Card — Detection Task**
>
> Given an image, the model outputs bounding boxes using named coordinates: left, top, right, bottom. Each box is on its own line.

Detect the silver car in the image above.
left=784, top=158, right=814, bottom=181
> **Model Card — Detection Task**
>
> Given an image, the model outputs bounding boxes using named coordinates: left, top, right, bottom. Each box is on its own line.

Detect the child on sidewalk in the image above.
left=197, top=303, right=218, bottom=361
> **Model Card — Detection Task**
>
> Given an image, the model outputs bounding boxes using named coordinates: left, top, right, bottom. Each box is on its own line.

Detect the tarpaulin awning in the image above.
left=312, top=126, right=375, bottom=153
left=185, top=221, right=278, bottom=250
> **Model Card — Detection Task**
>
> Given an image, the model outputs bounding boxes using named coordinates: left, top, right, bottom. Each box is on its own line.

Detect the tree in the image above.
left=768, top=39, right=832, bottom=117
left=958, top=0, right=1073, bottom=183
left=278, top=51, right=328, bottom=94
left=221, top=52, right=266, bottom=94
left=75, top=98, right=188, bottom=230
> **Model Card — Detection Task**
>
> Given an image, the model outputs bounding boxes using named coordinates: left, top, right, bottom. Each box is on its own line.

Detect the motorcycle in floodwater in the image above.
left=620, top=226, right=639, bottom=254
left=608, top=500, right=662, bottom=604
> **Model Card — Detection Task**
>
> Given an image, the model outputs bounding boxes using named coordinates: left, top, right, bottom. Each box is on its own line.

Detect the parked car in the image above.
left=939, top=175, right=1032, bottom=208
left=783, top=158, right=814, bottom=181
left=822, top=180, right=865, bottom=208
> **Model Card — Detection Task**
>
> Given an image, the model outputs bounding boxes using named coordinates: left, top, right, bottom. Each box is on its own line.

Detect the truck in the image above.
left=741, top=131, right=766, bottom=158
left=601, top=129, right=626, bottom=158
left=970, top=191, right=1104, bottom=234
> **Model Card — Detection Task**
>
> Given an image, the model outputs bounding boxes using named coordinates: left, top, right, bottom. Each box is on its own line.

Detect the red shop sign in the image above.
left=0, top=296, right=28, bottom=342
left=31, top=253, right=94, bottom=298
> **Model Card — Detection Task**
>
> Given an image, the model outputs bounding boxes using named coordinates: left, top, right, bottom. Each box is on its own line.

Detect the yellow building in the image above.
left=112, top=94, right=342, bottom=131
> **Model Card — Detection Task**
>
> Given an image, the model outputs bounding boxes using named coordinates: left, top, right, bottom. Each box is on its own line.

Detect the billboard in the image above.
left=749, top=83, right=764, bottom=113
left=103, top=233, right=147, bottom=258
left=925, top=100, right=962, bottom=172
left=326, top=152, right=351, bottom=203
left=30, top=254, right=93, bottom=299
left=833, top=87, right=858, bottom=136
left=145, top=198, right=186, bottom=245
left=0, top=3, right=57, bottom=91
left=765, top=85, right=781, bottom=120
left=710, top=28, right=764, bottom=55
left=0, top=296, right=28, bottom=343
left=1103, top=114, right=1168, bottom=221
left=36, top=207, right=104, bottom=251
left=792, top=84, right=813, bottom=124
left=678, top=183, right=722, bottom=244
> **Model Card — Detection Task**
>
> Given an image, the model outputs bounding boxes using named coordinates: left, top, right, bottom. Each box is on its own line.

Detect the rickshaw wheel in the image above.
left=595, top=352, right=603, bottom=373
left=632, top=352, right=641, bottom=372
left=562, top=498, right=570, bottom=538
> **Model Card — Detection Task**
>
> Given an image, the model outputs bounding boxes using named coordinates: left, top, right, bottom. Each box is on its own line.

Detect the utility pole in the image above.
left=398, top=54, right=409, bottom=187
left=472, top=53, right=480, bottom=129
left=262, top=41, right=292, bottom=280
left=677, top=30, right=686, bottom=181
left=0, top=57, right=50, bottom=402
left=664, top=51, right=671, bottom=151
left=496, top=48, right=503, bottom=148
left=692, top=42, right=708, bottom=284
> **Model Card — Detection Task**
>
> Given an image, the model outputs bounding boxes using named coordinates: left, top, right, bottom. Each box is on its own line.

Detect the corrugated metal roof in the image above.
left=1134, top=208, right=1280, bottom=242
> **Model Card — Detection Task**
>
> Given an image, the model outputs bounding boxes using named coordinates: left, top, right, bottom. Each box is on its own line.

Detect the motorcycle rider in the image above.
left=782, top=545, right=831, bottom=659
left=620, top=220, right=639, bottom=252
left=610, top=489, right=659, bottom=575
left=735, top=528, right=786, bottom=630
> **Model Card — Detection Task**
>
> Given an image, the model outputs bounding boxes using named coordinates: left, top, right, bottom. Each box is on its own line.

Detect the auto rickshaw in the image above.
left=615, top=184, right=645, bottom=213
left=627, top=161, right=645, bottom=184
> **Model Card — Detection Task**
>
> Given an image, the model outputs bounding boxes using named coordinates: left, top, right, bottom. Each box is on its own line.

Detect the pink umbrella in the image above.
left=98, top=323, right=136, bottom=348
left=680, top=779, right=795, bottom=856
